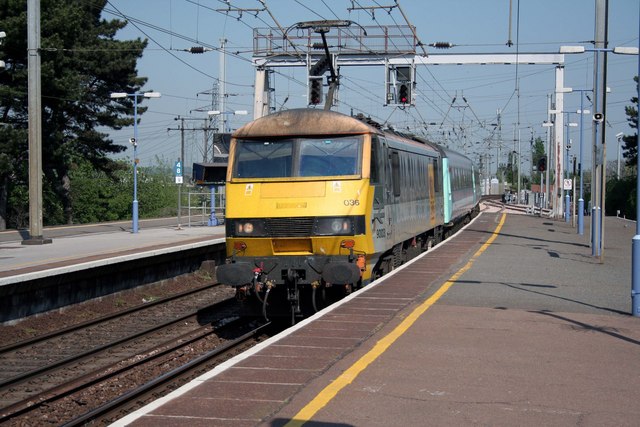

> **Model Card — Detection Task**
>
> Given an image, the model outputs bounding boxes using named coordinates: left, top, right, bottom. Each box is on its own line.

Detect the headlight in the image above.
left=316, top=217, right=353, bottom=236
left=232, top=219, right=266, bottom=236
left=330, top=219, right=345, bottom=233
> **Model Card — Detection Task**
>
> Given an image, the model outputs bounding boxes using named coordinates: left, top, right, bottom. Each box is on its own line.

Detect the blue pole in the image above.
left=208, top=185, right=217, bottom=226
left=593, top=50, right=602, bottom=257
left=632, top=6, right=640, bottom=317
left=577, top=92, right=585, bottom=235
left=132, top=93, right=139, bottom=234
left=592, top=206, right=599, bottom=256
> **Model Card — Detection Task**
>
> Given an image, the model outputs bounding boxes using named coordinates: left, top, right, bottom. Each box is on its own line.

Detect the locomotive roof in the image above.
left=232, top=109, right=473, bottom=163
left=233, top=108, right=380, bottom=138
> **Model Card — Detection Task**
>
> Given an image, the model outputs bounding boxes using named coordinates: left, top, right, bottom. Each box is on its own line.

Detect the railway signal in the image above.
left=385, top=64, right=414, bottom=106
left=537, top=156, right=547, bottom=172
left=308, top=77, right=323, bottom=105
left=399, top=83, right=410, bottom=104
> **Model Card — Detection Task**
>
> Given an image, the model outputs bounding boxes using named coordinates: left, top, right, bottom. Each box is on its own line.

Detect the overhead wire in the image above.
left=98, top=0, right=601, bottom=162
left=99, top=0, right=462, bottom=134
left=104, top=1, right=225, bottom=81
left=103, top=0, right=306, bottom=91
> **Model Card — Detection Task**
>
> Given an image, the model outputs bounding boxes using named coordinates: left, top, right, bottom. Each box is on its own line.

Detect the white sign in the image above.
left=563, top=179, right=572, bottom=190
left=175, top=176, right=183, bottom=184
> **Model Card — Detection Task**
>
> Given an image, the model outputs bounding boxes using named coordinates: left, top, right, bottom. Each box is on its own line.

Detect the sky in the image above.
left=102, top=0, right=640, bottom=177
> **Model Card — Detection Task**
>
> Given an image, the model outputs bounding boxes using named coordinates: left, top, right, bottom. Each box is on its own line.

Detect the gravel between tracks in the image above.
left=0, top=270, right=232, bottom=346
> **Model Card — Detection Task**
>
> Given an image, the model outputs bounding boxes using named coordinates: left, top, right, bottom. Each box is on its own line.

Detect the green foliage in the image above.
left=69, top=160, right=129, bottom=223
left=504, top=151, right=517, bottom=186
left=68, top=158, right=179, bottom=223
left=606, top=176, right=636, bottom=220
left=7, top=180, right=28, bottom=229
left=530, top=137, right=546, bottom=185
left=136, top=157, right=179, bottom=218
left=613, top=75, right=639, bottom=221
left=0, top=125, right=28, bottom=228
left=621, top=76, right=639, bottom=167
left=0, top=0, right=149, bottom=229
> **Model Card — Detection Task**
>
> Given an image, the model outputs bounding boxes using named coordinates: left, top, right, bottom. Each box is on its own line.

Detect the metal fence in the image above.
left=183, top=187, right=225, bottom=227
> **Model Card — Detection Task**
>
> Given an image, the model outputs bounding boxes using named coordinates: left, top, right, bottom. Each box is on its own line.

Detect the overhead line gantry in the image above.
left=251, top=21, right=569, bottom=219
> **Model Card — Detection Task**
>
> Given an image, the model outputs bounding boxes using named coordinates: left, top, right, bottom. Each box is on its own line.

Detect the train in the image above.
left=216, top=108, right=481, bottom=322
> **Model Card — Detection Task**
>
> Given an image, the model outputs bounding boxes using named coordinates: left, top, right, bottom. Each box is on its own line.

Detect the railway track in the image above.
left=0, top=282, right=268, bottom=425
left=67, top=321, right=276, bottom=426
left=1, top=316, right=273, bottom=425
left=482, top=198, right=552, bottom=216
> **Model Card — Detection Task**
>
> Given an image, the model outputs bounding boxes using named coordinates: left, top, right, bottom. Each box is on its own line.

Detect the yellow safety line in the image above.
left=285, top=213, right=507, bottom=427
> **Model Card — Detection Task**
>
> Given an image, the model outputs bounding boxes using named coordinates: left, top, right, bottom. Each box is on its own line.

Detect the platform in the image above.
left=113, top=211, right=640, bottom=426
left=0, top=223, right=225, bottom=284
left=0, top=222, right=226, bottom=322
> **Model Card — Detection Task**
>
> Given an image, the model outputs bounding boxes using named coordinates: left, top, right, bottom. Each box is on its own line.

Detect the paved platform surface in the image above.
left=114, top=211, right=640, bottom=427
left=0, top=223, right=225, bottom=284
left=269, top=214, right=639, bottom=427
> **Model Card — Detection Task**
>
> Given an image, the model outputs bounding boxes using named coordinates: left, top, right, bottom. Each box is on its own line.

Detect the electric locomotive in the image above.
left=216, top=108, right=478, bottom=321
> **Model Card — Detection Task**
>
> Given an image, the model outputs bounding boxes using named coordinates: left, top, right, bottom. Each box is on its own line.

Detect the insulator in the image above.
left=431, top=42, right=454, bottom=49
left=312, top=43, right=325, bottom=50
left=189, top=46, right=205, bottom=54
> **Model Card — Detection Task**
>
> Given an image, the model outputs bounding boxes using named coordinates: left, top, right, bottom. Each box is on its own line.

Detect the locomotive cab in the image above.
left=217, top=109, right=374, bottom=321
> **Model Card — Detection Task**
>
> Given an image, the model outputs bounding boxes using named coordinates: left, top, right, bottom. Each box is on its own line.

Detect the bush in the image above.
left=606, top=175, right=637, bottom=219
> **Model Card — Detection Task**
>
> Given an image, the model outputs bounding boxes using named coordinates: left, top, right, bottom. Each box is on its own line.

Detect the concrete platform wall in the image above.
left=0, top=243, right=226, bottom=323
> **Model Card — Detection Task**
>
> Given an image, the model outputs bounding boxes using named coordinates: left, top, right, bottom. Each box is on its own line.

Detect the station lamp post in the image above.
left=110, top=91, right=161, bottom=233
left=615, top=132, right=624, bottom=179
left=547, top=106, right=577, bottom=223
left=571, top=91, right=591, bottom=235
left=564, top=117, right=578, bottom=223
left=635, top=12, right=640, bottom=317
left=541, top=120, right=554, bottom=210
left=555, top=89, right=592, bottom=235
left=560, top=37, right=639, bottom=315
left=560, top=44, right=639, bottom=257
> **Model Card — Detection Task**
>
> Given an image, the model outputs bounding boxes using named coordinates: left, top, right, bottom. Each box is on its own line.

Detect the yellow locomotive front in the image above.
left=216, top=109, right=377, bottom=319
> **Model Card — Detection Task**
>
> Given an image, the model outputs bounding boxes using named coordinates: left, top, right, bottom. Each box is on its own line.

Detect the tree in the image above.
left=606, top=175, right=636, bottom=219
left=67, top=156, right=181, bottom=224
left=505, top=151, right=517, bottom=185
left=69, top=159, right=131, bottom=223
left=621, top=75, right=639, bottom=167
left=606, top=75, right=638, bottom=219
left=0, top=0, right=149, bottom=229
left=530, top=137, right=546, bottom=185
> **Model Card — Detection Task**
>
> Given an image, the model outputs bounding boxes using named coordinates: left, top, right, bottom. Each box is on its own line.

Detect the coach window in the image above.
left=432, top=158, right=439, bottom=192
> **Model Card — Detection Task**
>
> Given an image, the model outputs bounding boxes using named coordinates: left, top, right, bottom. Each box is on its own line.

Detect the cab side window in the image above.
left=370, top=137, right=380, bottom=184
